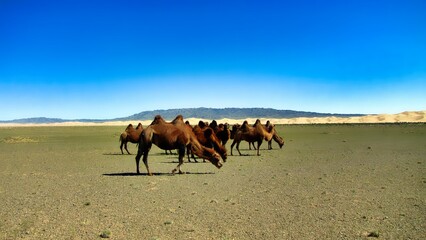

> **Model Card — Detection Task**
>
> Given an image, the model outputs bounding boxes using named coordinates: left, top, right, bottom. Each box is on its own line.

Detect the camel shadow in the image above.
left=103, top=171, right=215, bottom=177
left=103, top=153, right=130, bottom=156
left=230, top=153, right=256, bottom=157
left=159, top=160, right=205, bottom=164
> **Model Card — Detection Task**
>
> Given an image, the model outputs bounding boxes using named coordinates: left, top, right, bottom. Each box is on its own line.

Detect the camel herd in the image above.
left=119, top=115, right=285, bottom=175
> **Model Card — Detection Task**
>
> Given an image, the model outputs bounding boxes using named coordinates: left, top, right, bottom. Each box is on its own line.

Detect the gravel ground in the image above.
left=0, top=124, right=425, bottom=239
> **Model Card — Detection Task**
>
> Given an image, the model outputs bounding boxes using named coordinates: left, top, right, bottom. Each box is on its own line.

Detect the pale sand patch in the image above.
left=1, top=111, right=425, bottom=127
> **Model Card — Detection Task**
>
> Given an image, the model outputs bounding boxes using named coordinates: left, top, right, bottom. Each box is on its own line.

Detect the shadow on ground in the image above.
left=103, top=171, right=215, bottom=177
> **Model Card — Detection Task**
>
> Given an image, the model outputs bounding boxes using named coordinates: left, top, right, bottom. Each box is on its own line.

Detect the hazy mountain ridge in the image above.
left=1, top=108, right=364, bottom=123
left=117, top=107, right=363, bottom=121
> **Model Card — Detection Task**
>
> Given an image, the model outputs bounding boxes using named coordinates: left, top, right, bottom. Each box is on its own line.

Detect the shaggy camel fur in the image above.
left=230, top=119, right=274, bottom=156
left=119, top=123, right=143, bottom=154
left=135, top=115, right=222, bottom=175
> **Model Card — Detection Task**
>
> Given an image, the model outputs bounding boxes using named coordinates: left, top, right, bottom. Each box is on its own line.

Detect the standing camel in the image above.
left=230, top=119, right=274, bottom=156
left=119, top=123, right=143, bottom=154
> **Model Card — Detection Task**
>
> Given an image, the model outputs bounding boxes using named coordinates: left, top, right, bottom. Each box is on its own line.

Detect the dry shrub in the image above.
left=2, top=136, right=39, bottom=144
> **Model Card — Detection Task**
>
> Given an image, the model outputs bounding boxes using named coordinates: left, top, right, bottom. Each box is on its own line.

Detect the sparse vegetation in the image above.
left=100, top=230, right=111, bottom=238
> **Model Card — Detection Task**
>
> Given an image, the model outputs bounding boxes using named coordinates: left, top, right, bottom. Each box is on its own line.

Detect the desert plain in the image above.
left=0, top=113, right=425, bottom=239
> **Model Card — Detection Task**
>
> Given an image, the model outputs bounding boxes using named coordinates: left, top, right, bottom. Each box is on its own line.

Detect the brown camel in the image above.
left=210, top=120, right=231, bottom=146
left=264, top=120, right=285, bottom=149
left=119, top=123, right=143, bottom=154
left=135, top=115, right=222, bottom=175
left=230, top=119, right=274, bottom=156
left=230, top=123, right=256, bottom=150
left=192, top=123, right=227, bottom=162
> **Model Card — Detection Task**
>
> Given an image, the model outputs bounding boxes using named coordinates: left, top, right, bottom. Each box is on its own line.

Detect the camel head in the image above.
left=277, top=136, right=285, bottom=149
left=204, top=128, right=227, bottom=162
left=202, top=147, right=223, bottom=169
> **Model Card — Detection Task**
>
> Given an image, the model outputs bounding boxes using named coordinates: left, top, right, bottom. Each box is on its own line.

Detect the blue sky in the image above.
left=1, top=0, right=425, bottom=120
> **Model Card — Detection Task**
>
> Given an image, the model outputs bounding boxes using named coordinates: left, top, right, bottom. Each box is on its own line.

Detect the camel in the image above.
left=230, top=123, right=256, bottom=150
left=135, top=115, right=222, bottom=175
left=192, top=123, right=227, bottom=162
left=119, top=123, right=143, bottom=154
left=230, top=121, right=284, bottom=151
left=170, top=117, right=227, bottom=163
left=230, top=119, right=274, bottom=156
left=209, top=120, right=231, bottom=146
left=264, top=120, right=285, bottom=149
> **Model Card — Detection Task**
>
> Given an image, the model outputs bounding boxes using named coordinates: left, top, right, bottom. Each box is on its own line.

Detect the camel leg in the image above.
left=120, top=141, right=124, bottom=154
left=124, top=142, right=131, bottom=154
left=186, top=146, right=191, bottom=162
left=136, top=138, right=152, bottom=175
left=142, top=151, right=152, bottom=176
left=256, top=140, right=262, bottom=156
left=236, top=141, right=242, bottom=155
left=187, top=145, right=198, bottom=162
left=192, top=152, right=198, bottom=162
left=135, top=150, right=142, bottom=174
left=268, top=140, right=272, bottom=150
left=230, top=140, right=236, bottom=156
left=172, top=146, right=185, bottom=174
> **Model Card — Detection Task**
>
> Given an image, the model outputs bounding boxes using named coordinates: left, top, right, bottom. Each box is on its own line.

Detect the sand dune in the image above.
left=1, top=111, right=425, bottom=127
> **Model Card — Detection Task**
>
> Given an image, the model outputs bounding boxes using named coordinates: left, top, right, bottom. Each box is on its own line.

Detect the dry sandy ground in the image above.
left=0, top=111, right=425, bottom=127
left=0, top=124, right=425, bottom=239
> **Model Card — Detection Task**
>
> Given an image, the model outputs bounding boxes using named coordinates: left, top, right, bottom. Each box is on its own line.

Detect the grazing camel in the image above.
left=193, top=123, right=227, bottom=162
left=230, top=119, right=274, bottom=156
left=264, top=120, right=285, bottom=149
left=135, top=115, right=222, bottom=175
left=119, top=123, right=143, bottom=154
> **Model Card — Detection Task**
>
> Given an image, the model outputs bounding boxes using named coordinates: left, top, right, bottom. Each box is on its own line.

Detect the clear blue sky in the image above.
left=1, top=0, right=425, bottom=120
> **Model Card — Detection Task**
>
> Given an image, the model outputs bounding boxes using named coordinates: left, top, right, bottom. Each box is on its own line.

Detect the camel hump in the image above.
left=125, top=123, right=134, bottom=130
left=198, top=120, right=206, bottom=128
left=209, top=120, right=218, bottom=129
left=151, top=115, right=166, bottom=125
left=203, top=128, right=214, bottom=138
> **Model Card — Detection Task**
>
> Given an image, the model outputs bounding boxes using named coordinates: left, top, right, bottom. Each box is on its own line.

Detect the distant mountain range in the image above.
left=0, top=108, right=364, bottom=124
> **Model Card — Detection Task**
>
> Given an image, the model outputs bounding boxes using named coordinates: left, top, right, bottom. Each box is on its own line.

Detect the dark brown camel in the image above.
left=230, top=119, right=274, bottom=156
left=209, top=120, right=231, bottom=146
left=119, top=123, right=143, bottom=154
left=135, top=115, right=222, bottom=175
